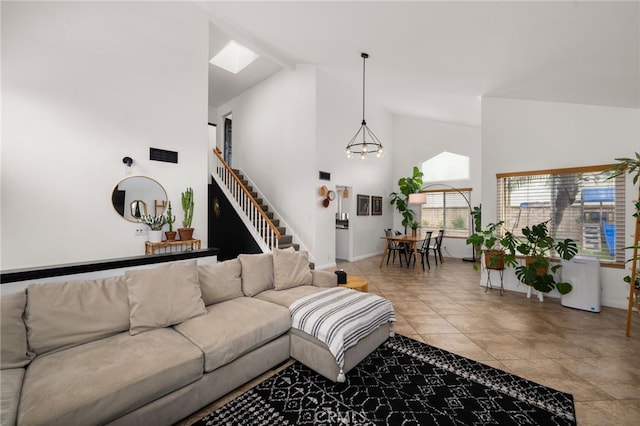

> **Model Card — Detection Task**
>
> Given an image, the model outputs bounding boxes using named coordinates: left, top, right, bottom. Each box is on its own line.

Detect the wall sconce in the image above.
left=122, top=156, right=133, bottom=174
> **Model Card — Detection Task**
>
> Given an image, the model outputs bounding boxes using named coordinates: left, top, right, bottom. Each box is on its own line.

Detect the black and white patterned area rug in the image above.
left=195, top=334, right=576, bottom=425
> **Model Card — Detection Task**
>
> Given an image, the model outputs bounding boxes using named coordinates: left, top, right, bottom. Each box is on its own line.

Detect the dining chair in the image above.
left=408, top=231, right=433, bottom=271
left=430, top=229, right=445, bottom=266
left=384, top=229, right=405, bottom=267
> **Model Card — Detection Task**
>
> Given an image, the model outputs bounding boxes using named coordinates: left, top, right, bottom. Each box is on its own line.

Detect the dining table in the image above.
left=379, top=233, right=423, bottom=269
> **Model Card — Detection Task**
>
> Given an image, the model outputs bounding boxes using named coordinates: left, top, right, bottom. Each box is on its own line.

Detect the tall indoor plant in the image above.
left=389, top=166, right=423, bottom=233
left=178, top=187, right=194, bottom=241
left=606, top=154, right=640, bottom=335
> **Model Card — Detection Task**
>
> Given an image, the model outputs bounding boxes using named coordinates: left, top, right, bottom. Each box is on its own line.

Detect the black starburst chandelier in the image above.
left=345, top=53, right=384, bottom=159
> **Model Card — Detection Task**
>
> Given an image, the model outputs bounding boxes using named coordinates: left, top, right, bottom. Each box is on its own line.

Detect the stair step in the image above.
left=277, top=227, right=286, bottom=235
left=265, top=211, right=274, bottom=219
left=279, top=235, right=293, bottom=245
left=278, top=242, right=299, bottom=251
left=271, top=220, right=280, bottom=227
left=260, top=205, right=269, bottom=213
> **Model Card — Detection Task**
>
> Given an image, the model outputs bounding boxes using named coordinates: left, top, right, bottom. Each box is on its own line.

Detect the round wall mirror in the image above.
left=111, top=176, right=167, bottom=223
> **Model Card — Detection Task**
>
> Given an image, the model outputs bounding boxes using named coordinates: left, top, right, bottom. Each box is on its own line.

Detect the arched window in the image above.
left=421, top=151, right=469, bottom=182
left=417, top=152, right=472, bottom=238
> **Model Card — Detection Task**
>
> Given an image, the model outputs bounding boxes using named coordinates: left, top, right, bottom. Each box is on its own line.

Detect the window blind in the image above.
left=420, top=189, right=472, bottom=238
left=497, top=165, right=625, bottom=264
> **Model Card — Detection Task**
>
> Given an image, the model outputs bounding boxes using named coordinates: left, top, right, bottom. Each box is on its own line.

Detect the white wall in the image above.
left=392, top=115, right=481, bottom=259
left=1, top=1, right=210, bottom=270
left=215, top=65, right=318, bottom=260
left=482, top=97, right=640, bottom=308
left=316, top=67, right=394, bottom=264
left=214, top=65, right=394, bottom=268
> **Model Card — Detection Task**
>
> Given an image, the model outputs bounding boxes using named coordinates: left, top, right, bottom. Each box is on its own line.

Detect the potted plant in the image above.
left=178, top=187, right=194, bottom=241
left=606, top=154, right=640, bottom=334
left=390, top=166, right=423, bottom=233
left=466, top=221, right=507, bottom=271
left=165, top=201, right=177, bottom=241
left=140, top=214, right=166, bottom=243
left=502, top=220, right=578, bottom=295
left=409, top=220, right=420, bottom=238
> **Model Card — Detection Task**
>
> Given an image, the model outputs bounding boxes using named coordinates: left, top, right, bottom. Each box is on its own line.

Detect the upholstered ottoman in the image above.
left=288, top=287, right=395, bottom=382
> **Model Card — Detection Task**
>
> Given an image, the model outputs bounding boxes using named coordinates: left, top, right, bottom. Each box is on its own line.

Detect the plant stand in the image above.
left=484, top=268, right=504, bottom=295
left=526, top=286, right=544, bottom=302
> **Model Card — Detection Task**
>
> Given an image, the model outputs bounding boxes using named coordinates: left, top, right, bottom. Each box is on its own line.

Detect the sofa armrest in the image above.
left=311, top=270, right=337, bottom=288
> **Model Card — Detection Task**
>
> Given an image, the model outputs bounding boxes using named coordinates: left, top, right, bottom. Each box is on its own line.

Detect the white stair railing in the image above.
left=212, top=149, right=280, bottom=251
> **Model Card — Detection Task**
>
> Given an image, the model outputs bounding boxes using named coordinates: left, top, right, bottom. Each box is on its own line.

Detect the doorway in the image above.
left=224, top=114, right=232, bottom=165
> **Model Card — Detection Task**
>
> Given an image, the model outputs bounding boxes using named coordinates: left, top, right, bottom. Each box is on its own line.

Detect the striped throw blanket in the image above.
left=290, top=287, right=395, bottom=382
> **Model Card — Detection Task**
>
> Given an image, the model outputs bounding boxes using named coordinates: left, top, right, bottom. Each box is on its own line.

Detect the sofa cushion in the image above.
left=1, top=291, right=34, bottom=368
left=238, top=253, right=274, bottom=296
left=24, top=276, right=130, bottom=355
left=0, top=368, right=24, bottom=426
left=17, top=328, right=203, bottom=426
left=125, top=260, right=207, bottom=335
left=174, top=297, right=290, bottom=372
left=255, top=285, right=329, bottom=308
left=198, top=259, right=243, bottom=305
left=273, top=248, right=312, bottom=290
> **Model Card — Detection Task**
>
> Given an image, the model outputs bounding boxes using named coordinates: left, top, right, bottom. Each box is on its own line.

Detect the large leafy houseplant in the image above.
left=502, top=221, right=578, bottom=295
left=389, top=166, right=423, bottom=233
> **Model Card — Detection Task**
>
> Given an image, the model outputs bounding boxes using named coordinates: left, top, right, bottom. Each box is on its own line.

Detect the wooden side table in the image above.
left=338, top=275, right=369, bottom=293
left=145, top=239, right=201, bottom=255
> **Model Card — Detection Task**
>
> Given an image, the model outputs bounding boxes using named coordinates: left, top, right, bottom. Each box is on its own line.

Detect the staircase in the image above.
left=212, top=149, right=300, bottom=252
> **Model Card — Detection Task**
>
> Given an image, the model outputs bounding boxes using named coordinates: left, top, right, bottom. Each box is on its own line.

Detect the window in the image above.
left=420, top=189, right=472, bottom=238
left=421, top=151, right=469, bottom=182
left=496, top=165, right=625, bottom=264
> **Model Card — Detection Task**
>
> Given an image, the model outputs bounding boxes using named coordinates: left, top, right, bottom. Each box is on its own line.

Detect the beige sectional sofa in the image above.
left=0, top=249, right=392, bottom=426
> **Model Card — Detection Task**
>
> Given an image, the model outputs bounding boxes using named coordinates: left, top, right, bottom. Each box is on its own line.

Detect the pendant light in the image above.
left=345, top=53, right=384, bottom=159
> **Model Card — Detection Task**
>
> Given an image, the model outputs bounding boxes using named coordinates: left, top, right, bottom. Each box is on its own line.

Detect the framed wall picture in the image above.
left=371, top=196, right=382, bottom=215
left=357, top=194, right=370, bottom=216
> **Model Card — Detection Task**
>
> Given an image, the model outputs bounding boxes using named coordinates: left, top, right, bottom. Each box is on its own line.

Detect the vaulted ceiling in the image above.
left=202, top=1, right=639, bottom=126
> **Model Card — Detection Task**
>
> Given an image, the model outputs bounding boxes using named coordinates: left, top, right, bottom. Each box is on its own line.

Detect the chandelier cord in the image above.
left=362, top=53, right=367, bottom=124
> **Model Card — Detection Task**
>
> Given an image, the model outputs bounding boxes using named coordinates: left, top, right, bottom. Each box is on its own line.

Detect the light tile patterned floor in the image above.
left=178, top=256, right=640, bottom=426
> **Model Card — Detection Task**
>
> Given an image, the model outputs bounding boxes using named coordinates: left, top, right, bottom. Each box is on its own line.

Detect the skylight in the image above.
left=209, top=40, right=259, bottom=74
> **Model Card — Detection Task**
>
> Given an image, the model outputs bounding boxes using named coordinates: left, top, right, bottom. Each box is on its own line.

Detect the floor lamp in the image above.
left=408, top=184, right=476, bottom=263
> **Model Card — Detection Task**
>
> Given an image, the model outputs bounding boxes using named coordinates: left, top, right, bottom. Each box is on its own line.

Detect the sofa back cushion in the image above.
left=125, top=260, right=207, bottom=335
left=238, top=253, right=274, bottom=296
left=1, top=291, right=35, bottom=368
left=198, top=259, right=243, bottom=305
left=24, top=276, right=130, bottom=355
left=273, top=249, right=313, bottom=290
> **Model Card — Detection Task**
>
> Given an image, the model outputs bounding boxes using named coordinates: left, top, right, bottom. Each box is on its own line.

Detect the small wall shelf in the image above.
left=145, top=239, right=201, bottom=255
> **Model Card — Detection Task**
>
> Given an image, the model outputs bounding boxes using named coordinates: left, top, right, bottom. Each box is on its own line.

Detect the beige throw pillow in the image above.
left=273, top=249, right=312, bottom=290
left=238, top=253, right=274, bottom=296
left=24, top=276, right=130, bottom=355
left=126, top=260, right=207, bottom=335
left=198, top=259, right=243, bottom=305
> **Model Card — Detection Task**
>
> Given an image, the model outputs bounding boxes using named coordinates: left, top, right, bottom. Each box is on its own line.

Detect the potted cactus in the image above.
left=140, top=214, right=166, bottom=243
left=178, top=187, right=194, bottom=241
left=165, top=201, right=177, bottom=241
